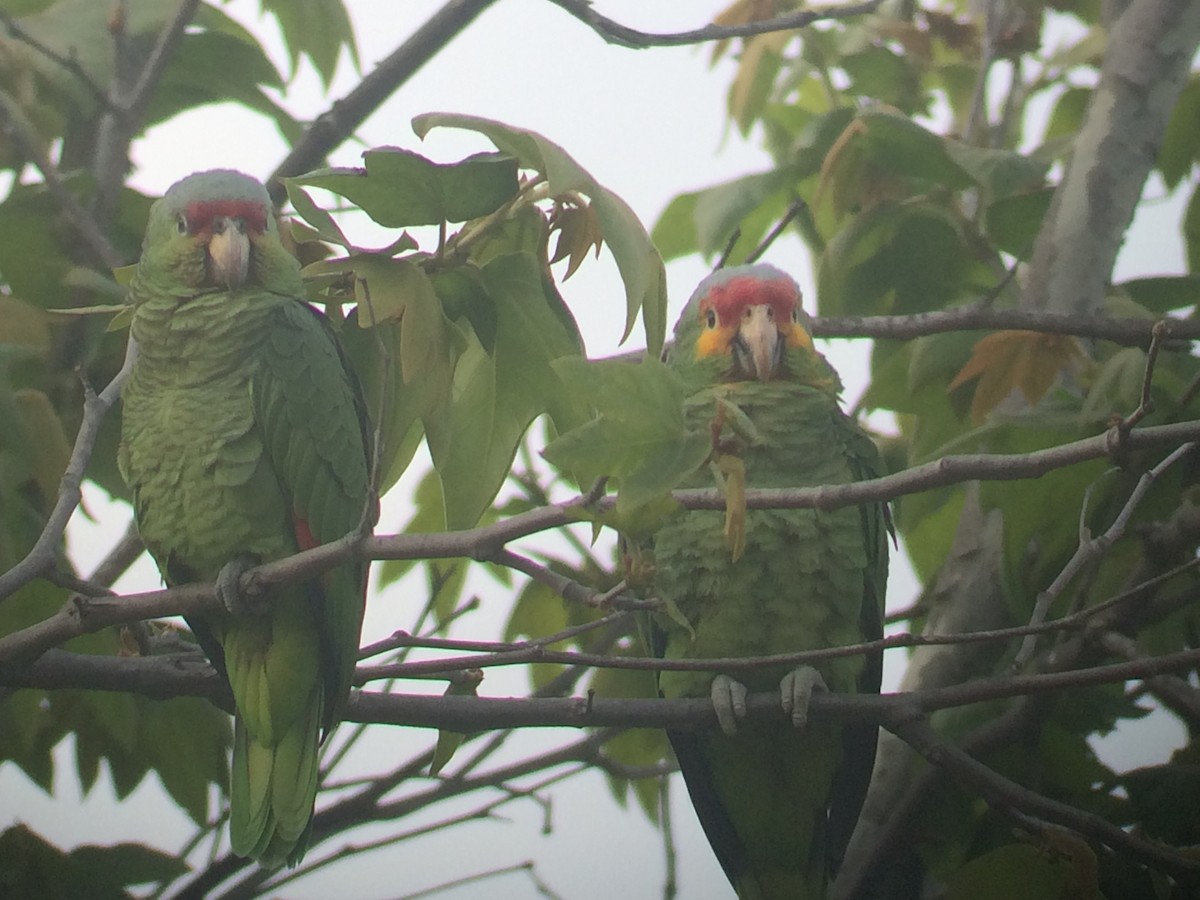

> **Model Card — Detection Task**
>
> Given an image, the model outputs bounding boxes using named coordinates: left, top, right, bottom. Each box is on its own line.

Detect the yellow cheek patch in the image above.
left=781, top=322, right=814, bottom=351
left=695, top=324, right=735, bottom=358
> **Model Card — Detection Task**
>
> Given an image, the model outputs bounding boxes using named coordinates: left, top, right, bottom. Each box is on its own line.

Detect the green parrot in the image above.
left=118, top=170, right=372, bottom=867
left=652, top=264, right=889, bottom=899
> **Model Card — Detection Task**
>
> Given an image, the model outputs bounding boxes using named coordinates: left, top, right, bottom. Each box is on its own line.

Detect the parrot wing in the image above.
left=250, top=298, right=373, bottom=731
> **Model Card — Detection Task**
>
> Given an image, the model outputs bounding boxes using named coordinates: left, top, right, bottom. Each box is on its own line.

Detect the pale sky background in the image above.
left=2, top=2, right=1193, bottom=898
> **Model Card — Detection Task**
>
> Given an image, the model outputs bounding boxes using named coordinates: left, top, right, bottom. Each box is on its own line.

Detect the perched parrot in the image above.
left=119, top=170, right=372, bottom=867
left=652, top=264, right=889, bottom=899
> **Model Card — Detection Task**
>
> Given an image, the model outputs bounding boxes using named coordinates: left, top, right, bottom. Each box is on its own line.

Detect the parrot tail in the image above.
left=229, top=689, right=323, bottom=867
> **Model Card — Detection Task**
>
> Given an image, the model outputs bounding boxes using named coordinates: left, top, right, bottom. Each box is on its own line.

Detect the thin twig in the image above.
left=745, top=197, right=807, bottom=264
left=1118, top=318, right=1168, bottom=433
left=1012, top=440, right=1196, bottom=668
left=544, top=0, right=885, bottom=49
left=888, top=716, right=1199, bottom=878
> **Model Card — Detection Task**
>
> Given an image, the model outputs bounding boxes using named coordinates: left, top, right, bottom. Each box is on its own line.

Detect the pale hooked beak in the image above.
left=733, top=304, right=783, bottom=382
left=207, top=216, right=250, bottom=289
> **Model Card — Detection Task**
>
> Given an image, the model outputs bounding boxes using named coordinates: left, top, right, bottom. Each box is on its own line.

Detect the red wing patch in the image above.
left=293, top=513, right=318, bottom=551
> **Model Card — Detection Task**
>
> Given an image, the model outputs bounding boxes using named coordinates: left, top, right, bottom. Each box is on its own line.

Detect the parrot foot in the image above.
left=711, top=674, right=749, bottom=737
left=780, top=666, right=828, bottom=730
left=215, top=554, right=264, bottom=616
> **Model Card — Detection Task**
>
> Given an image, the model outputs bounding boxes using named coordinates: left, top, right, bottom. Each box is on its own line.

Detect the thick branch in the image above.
left=810, top=309, right=1200, bottom=347
left=4, top=419, right=1197, bottom=663
left=11, top=645, right=1200, bottom=731
left=1023, top=0, right=1200, bottom=313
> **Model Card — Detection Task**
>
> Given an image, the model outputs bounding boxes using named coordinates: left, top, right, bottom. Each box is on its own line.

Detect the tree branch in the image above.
left=1013, top=439, right=1197, bottom=667
left=543, top=0, right=885, bottom=49
left=888, top=716, right=1199, bottom=878
left=809, top=308, right=1200, bottom=347
left=11, top=644, right=1200, bottom=731
left=4, top=419, right=1198, bottom=663
left=1022, top=0, right=1200, bottom=314
left=92, top=0, right=200, bottom=228
left=0, top=337, right=137, bottom=604
left=267, top=0, right=500, bottom=202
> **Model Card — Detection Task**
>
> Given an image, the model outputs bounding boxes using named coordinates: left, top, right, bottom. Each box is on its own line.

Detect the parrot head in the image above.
left=676, top=263, right=819, bottom=384
left=138, top=169, right=292, bottom=294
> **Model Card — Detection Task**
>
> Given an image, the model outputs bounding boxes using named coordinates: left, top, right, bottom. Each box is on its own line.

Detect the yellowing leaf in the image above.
left=728, top=30, right=788, bottom=132
left=713, top=453, right=747, bottom=562
left=709, top=0, right=777, bottom=64
left=548, top=200, right=603, bottom=280
left=948, top=330, right=1085, bottom=424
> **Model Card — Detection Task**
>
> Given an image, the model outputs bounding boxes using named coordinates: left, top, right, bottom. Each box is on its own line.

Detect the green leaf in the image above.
left=652, top=169, right=792, bottom=262
left=291, top=148, right=520, bottom=228
left=544, top=358, right=711, bottom=516
left=842, top=44, right=922, bottom=113
left=841, top=111, right=973, bottom=191
left=285, top=185, right=351, bottom=248
left=377, top=469, right=481, bottom=628
left=504, top=579, right=569, bottom=689
left=1187, top=180, right=1200, bottom=274
left=590, top=660, right=668, bottom=822
left=260, top=0, right=358, bottom=88
left=943, top=142, right=1048, bottom=200
left=0, top=183, right=75, bottom=306
left=944, top=843, right=1071, bottom=900
left=430, top=674, right=481, bottom=775
left=984, top=189, right=1053, bottom=257
left=0, top=826, right=188, bottom=899
left=148, top=27, right=300, bottom=144
left=428, top=252, right=585, bottom=529
left=1081, top=347, right=1147, bottom=423
left=1117, top=275, right=1200, bottom=314
left=70, top=841, right=190, bottom=889
left=1159, top=74, right=1200, bottom=189
left=413, top=112, right=668, bottom=354
left=304, top=254, right=459, bottom=495
left=137, top=696, right=231, bottom=825
left=1043, top=86, right=1092, bottom=146
left=819, top=200, right=983, bottom=316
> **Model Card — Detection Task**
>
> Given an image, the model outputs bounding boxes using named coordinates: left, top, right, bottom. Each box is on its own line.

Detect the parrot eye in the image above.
left=791, top=307, right=800, bottom=323
left=175, top=215, right=188, bottom=235
left=704, top=309, right=717, bottom=329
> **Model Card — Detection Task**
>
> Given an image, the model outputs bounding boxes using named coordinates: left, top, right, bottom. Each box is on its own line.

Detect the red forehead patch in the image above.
left=702, top=273, right=799, bottom=325
left=184, top=198, right=268, bottom=235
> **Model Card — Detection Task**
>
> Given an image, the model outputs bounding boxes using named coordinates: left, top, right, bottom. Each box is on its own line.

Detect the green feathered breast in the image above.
left=119, top=170, right=371, bottom=867
left=652, top=263, right=888, bottom=900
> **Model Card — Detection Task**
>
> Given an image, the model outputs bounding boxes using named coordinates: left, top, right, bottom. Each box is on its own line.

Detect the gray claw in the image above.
left=780, top=666, right=827, bottom=730
left=711, top=674, right=749, bottom=736
left=215, top=554, right=260, bottom=616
